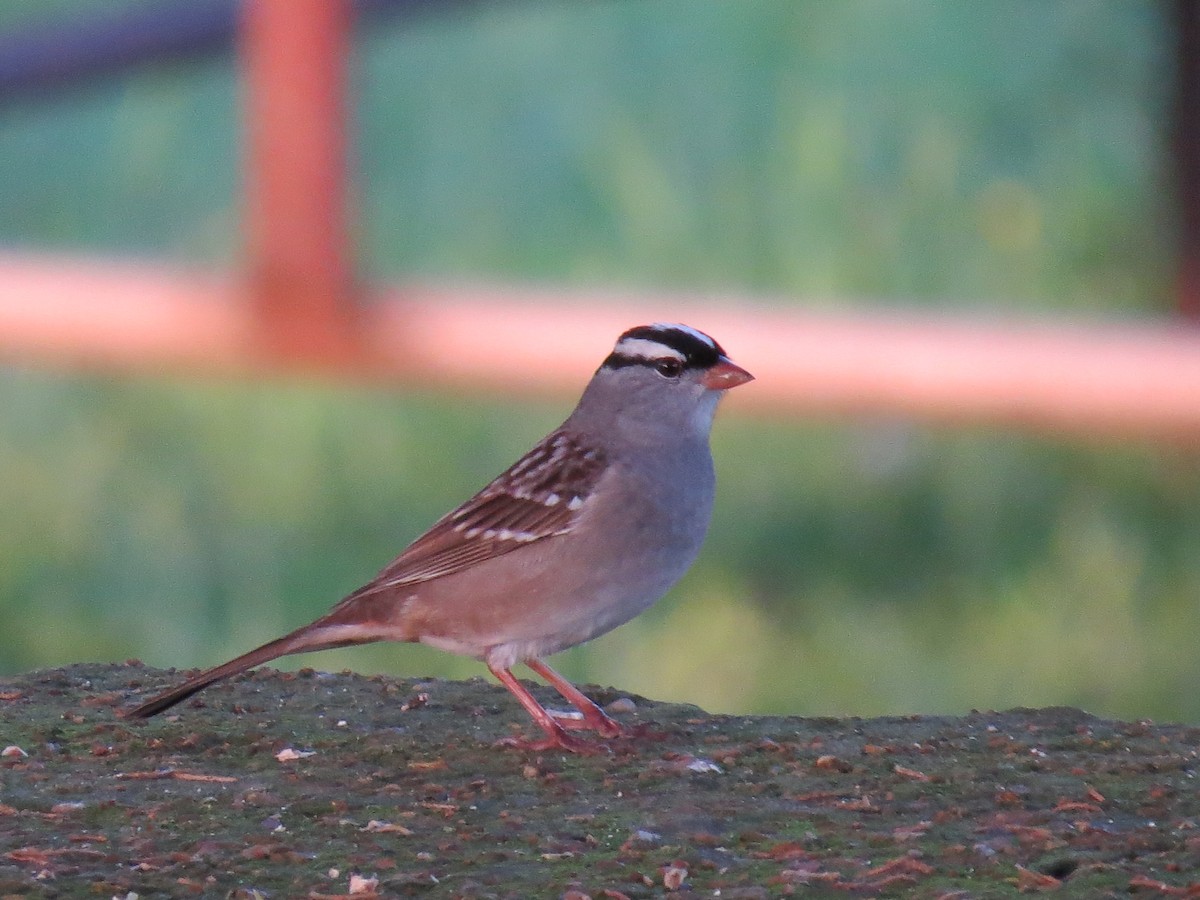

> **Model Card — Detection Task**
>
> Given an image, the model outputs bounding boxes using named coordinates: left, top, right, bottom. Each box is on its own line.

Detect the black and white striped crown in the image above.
left=602, top=323, right=725, bottom=371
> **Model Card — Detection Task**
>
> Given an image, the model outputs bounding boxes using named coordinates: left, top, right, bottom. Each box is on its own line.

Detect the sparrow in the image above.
left=124, top=323, right=753, bottom=752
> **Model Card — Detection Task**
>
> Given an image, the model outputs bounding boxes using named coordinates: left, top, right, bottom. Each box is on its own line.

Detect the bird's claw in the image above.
left=548, top=708, right=625, bottom=738
left=494, top=724, right=611, bottom=755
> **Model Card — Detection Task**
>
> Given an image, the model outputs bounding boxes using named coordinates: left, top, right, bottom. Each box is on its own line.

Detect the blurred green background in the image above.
left=3, top=1, right=1199, bottom=722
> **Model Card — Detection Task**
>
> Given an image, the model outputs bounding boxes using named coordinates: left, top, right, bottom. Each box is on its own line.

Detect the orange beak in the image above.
left=701, top=357, right=754, bottom=390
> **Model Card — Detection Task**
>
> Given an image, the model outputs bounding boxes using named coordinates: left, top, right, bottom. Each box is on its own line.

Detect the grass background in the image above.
left=2, top=0, right=1198, bottom=721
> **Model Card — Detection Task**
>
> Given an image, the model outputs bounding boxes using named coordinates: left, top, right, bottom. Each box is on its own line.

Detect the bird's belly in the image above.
left=410, top=513, right=703, bottom=667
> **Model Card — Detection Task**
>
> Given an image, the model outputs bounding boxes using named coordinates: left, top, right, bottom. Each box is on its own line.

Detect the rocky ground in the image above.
left=1, top=663, right=1199, bottom=898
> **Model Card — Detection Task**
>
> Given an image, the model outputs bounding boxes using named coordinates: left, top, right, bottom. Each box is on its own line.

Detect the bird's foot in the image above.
left=548, top=708, right=625, bottom=738
left=495, top=722, right=610, bottom=755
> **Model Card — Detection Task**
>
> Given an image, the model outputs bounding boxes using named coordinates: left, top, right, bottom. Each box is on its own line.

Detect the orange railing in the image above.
left=1, top=0, right=1199, bottom=445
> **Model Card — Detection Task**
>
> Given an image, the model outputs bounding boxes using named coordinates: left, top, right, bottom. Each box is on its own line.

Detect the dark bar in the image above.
left=0, top=0, right=466, bottom=104
left=1173, top=0, right=1200, bottom=320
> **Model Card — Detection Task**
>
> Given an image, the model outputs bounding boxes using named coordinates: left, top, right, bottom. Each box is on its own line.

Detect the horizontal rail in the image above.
left=1, top=252, right=1199, bottom=444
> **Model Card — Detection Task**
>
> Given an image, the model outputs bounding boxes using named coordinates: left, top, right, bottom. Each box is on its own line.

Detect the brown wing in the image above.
left=346, top=431, right=607, bottom=598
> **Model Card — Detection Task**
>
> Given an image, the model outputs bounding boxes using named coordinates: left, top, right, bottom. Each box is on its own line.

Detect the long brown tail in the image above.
left=123, top=620, right=380, bottom=719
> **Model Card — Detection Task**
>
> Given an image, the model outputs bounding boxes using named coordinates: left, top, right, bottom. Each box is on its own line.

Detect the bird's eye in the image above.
left=654, top=358, right=683, bottom=378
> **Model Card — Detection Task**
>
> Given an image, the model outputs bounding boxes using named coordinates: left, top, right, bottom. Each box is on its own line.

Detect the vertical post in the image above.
left=1173, top=0, right=1200, bottom=321
left=240, top=0, right=357, bottom=364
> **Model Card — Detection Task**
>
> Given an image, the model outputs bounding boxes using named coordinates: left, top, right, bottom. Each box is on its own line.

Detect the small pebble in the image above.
left=606, top=697, right=637, bottom=714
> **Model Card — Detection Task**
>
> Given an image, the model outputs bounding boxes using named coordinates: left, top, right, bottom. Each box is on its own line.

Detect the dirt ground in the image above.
left=1, top=662, right=1199, bottom=898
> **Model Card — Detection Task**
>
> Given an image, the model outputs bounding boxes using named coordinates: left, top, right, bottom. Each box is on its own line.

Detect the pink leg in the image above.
left=525, top=658, right=623, bottom=738
left=488, top=664, right=602, bottom=754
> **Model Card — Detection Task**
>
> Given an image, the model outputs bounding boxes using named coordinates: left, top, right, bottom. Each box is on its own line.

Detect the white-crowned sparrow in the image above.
left=124, top=323, right=753, bottom=752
